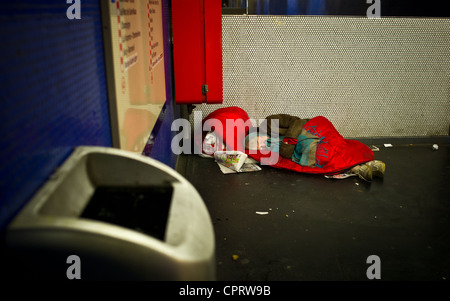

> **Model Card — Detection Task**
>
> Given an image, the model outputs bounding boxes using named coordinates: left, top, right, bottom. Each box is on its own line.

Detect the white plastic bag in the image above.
left=202, top=131, right=225, bottom=156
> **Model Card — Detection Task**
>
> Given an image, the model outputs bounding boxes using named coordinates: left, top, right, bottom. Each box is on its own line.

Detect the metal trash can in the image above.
left=3, top=147, right=215, bottom=280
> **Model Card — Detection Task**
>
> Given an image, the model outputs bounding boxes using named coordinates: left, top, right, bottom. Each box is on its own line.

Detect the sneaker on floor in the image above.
left=367, top=160, right=385, bottom=178
left=351, top=164, right=373, bottom=182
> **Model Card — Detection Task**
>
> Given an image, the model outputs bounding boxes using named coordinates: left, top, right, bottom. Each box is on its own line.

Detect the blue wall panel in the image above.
left=0, top=1, right=112, bottom=232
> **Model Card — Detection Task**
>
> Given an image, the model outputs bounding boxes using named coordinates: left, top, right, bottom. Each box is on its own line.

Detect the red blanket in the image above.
left=201, top=107, right=374, bottom=175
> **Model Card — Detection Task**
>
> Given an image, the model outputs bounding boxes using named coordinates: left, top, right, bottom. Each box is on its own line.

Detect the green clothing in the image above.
left=260, top=114, right=310, bottom=159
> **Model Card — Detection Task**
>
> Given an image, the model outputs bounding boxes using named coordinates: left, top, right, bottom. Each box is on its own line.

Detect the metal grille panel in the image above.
left=193, top=15, right=449, bottom=137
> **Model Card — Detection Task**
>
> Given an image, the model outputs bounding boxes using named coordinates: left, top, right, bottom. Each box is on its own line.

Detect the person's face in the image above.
left=247, top=135, right=269, bottom=150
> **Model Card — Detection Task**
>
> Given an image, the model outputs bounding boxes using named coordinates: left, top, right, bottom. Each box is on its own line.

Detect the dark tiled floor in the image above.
left=177, top=141, right=450, bottom=281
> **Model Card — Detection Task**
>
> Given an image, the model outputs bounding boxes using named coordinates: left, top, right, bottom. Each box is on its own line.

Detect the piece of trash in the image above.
left=216, top=160, right=262, bottom=174
left=384, top=143, right=393, bottom=147
left=256, top=211, right=269, bottom=215
left=232, top=254, right=239, bottom=261
left=202, top=131, right=225, bottom=155
left=370, top=145, right=379, bottom=151
left=325, top=173, right=357, bottom=179
left=214, top=151, right=262, bottom=174
left=432, top=144, right=439, bottom=151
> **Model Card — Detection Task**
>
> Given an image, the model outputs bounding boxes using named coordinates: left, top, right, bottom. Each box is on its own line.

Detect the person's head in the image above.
left=245, top=132, right=269, bottom=150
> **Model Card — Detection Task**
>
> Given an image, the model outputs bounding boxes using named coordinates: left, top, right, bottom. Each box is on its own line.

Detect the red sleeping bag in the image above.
left=200, top=107, right=374, bottom=175
left=199, top=106, right=251, bottom=152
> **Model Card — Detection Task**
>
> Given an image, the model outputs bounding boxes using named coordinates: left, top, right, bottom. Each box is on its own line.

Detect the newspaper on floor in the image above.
left=217, top=160, right=262, bottom=174
left=324, top=173, right=357, bottom=179
left=213, top=151, right=262, bottom=174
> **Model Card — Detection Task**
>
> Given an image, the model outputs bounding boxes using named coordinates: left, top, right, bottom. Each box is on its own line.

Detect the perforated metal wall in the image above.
left=193, top=15, right=449, bottom=137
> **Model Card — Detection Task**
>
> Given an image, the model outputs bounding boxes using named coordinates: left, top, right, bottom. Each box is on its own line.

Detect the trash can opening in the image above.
left=81, top=185, right=173, bottom=241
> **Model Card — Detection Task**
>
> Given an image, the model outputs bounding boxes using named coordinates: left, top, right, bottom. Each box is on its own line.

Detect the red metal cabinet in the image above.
left=171, top=0, right=223, bottom=104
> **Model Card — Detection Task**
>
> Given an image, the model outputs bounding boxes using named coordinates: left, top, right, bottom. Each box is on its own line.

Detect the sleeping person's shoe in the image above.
left=367, top=160, right=385, bottom=178
left=351, top=164, right=373, bottom=182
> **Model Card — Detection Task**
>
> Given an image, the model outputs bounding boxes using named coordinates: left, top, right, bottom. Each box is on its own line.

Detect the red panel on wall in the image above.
left=204, top=0, right=223, bottom=104
left=172, top=0, right=223, bottom=104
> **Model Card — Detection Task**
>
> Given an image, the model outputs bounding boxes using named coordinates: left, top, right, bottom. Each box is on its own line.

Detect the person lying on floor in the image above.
left=244, top=113, right=385, bottom=182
